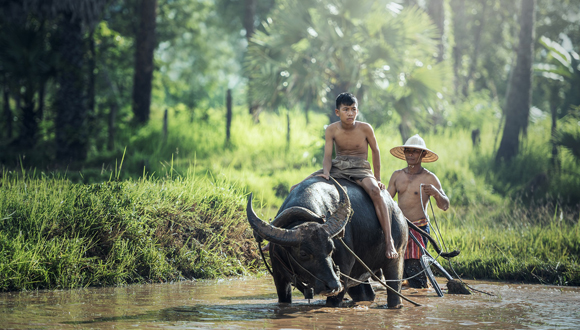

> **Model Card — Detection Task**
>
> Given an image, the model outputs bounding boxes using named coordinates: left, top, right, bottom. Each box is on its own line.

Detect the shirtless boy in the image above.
left=292, top=92, right=398, bottom=259
left=387, top=134, right=449, bottom=287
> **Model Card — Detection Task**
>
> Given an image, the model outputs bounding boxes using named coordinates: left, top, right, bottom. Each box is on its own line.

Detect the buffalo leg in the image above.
left=347, top=283, right=376, bottom=302
left=383, top=257, right=404, bottom=308
left=272, top=271, right=293, bottom=303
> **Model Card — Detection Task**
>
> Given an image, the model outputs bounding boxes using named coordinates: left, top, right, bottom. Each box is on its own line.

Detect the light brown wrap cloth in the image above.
left=310, top=155, right=375, bottom=183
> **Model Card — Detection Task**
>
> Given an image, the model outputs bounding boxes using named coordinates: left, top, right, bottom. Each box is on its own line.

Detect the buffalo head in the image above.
left=246, top=179, right=351, bottom=297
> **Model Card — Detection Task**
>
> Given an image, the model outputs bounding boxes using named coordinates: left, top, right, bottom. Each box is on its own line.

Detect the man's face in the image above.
left=335, top=103, right=358, bottom=124
left=404, top=148, right=425, bottom=164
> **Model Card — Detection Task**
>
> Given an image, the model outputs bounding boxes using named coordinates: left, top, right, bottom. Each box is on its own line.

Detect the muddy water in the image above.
left=0, top=276, right=579, bottom=329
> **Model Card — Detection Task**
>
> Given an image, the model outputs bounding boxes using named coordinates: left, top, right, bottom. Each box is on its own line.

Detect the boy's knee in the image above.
left=368, top=185, right=381, bottom=198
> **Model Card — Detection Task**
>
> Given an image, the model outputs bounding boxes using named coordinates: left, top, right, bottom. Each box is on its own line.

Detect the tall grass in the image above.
left=434, top=199, right=580, bottom=285
left=0, top=169, right=258, bottom=291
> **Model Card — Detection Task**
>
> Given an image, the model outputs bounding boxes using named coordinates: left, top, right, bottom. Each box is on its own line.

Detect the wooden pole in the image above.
left=163, top=108, right=168, bottom=143
left=226, top=89, right=232, bottom=145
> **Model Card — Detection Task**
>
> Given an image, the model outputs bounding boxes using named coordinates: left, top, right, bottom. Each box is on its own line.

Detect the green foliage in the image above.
left=246, top=0, right=451, bottom=137
left=0, top=171, right=258, bottom=291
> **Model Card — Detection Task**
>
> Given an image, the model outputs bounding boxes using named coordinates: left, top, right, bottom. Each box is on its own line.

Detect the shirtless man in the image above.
left=292, top=92, right=398, bottom=259
left=387, top=134, right=449, bottom=288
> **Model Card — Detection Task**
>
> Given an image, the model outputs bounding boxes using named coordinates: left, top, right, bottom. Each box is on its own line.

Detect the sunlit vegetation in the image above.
left=1, top=0, right=579, bottom=291
left=0, top=169, right=258, bottom=291
left=2, top=102, right=579, bottom=290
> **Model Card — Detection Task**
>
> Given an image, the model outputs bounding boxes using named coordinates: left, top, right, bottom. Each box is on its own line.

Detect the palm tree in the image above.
left=535, top=35, right=580, bottom=166
left=246, top=0, right=448, bottom=139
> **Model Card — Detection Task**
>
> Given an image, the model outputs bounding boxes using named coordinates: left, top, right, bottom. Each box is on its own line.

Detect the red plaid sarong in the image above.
left=405, top=218, right=429, bottom=260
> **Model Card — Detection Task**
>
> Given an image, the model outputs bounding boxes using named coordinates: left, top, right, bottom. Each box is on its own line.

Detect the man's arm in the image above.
left=365, top=124, right=384, bottom=189
left=387, top=171, right=398, bottom=198
left=319, top=125, right=335, bottom=180
left=423, top=174, right=449, bottom=211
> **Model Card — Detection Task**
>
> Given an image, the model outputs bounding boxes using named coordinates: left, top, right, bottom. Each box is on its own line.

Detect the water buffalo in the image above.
left=247, top=176, right=408, bottom=308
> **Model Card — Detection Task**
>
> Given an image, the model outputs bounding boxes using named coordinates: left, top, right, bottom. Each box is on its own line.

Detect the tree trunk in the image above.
left=87, top=29, right=96, bottom=138
left=304, top=92, right=312, bottom=125
left=132, top=0, right=157, bottom=124
left=55, top=11, right=88, bottom=163
left=108, top=102, right=117, bottom=152
left=495, top=0, right=535, bottom=163
left=244, top=0, right=258, bottom=117
left=427, top=0, right=445, bottom=63
left=462, top=0, right=487, bottom=97
left=451, top=0, right=465, bottom=97
left=3, top=80, right=12, bottom=141
left=162, top=108, right=168, bottom=144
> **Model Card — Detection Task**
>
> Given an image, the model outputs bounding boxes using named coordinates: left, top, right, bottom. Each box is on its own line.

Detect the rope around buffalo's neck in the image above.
left=258, top=241, right=275, bottom=277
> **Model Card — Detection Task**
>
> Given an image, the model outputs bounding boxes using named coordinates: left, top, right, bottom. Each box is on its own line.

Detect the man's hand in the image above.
left=316, top=173, right=330, bottom=180
left=422, top=184, right=440, bottom=197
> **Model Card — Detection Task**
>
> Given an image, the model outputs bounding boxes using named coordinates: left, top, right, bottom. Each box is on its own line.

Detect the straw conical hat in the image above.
left=389, top=134, right=438, bottom=163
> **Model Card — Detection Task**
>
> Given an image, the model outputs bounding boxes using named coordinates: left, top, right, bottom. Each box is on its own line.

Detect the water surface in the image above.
left=1, top=276, right=579, bottom=329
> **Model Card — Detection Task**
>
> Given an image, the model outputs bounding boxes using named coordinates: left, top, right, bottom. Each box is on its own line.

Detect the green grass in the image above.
left=1, top=102, right=580, bottom=290
left=432, top=199, right=580, bottom=285
left=0, top=169, right=259, bottom=291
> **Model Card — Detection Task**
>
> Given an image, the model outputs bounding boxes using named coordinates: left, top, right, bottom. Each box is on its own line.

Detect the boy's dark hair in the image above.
left=335, top=92, right=357, bottom=109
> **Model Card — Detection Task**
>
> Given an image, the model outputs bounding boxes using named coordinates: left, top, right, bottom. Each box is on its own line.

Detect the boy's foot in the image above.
left=385, top=241, right=399, bottom=259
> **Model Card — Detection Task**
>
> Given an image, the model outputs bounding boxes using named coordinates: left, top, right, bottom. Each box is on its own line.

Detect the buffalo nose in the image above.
left=324, top=282, right=343, bottom=295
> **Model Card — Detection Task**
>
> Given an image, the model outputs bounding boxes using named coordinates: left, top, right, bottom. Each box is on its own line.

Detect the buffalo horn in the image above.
left=323, top=177, right=352, bottom=238
left=246, top=193, right=301, bottom=246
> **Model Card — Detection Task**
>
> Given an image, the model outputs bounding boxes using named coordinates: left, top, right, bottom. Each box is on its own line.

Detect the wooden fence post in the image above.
left=107, top=103, right=117, bottom=151
left=163, top=108, right=168, bottom=144
left=226, top=89, right=232, bottom=146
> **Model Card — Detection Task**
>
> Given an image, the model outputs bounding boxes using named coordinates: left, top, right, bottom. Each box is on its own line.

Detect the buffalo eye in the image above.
left=299, top=250, right=308, bottom=258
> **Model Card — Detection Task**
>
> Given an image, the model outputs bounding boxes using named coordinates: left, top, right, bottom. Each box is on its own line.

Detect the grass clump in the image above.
left=0, top=170, right=259, bottom=291
left=431, top=198, right=580, bottom=286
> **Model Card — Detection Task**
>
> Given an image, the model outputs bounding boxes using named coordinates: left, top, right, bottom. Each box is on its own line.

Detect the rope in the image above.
left=258, top=241, right=274, bottom=277
left=338, top=237, right=422, bottom=307
left=425, top=196, right=495, bottom=297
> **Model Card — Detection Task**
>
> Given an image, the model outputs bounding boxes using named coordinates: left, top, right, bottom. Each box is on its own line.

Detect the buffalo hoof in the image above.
left=325, top=296, right=344, bottom=307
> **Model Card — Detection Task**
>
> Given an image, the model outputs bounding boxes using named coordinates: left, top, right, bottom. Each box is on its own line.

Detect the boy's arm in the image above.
left=423, top=174, right=450, bottom=211
left=319, top=125, right=334, bottom=180
left=365, top=124, right=384, bottom=189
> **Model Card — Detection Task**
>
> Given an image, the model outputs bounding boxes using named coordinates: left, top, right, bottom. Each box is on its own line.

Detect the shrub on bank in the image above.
left=0, top=171, right=259, bottom=291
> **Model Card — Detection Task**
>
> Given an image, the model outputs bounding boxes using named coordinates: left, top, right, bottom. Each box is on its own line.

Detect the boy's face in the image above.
left=335, top=102, right=358, bottom=124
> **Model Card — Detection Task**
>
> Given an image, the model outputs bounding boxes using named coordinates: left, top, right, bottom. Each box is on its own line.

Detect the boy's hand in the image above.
left=377, top=181, right=386, bottom=190
left=316, top=173, right=330, bottom=180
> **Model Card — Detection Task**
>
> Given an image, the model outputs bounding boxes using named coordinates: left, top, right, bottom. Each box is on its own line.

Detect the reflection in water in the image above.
left=0, top=276, right=579, bottom=329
